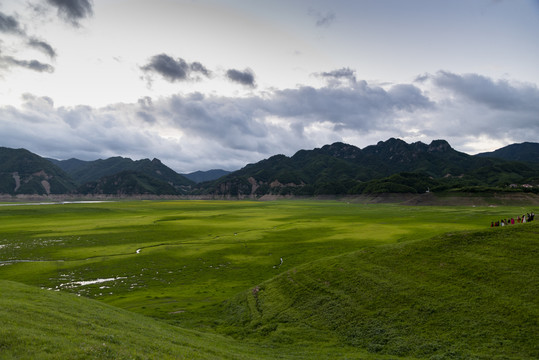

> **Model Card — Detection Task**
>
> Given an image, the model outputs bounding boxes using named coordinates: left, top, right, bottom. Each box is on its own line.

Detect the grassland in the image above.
left=0, top=200, right=537, bottom=359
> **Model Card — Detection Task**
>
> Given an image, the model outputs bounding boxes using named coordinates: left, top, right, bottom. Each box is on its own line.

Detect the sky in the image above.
left=0, top=0, right=538, bottom=173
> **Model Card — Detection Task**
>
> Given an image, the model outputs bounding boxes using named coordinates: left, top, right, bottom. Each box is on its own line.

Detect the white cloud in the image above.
left=414, top=71, right=539, bottom=153
left=0, top=71, right=537, bottom=172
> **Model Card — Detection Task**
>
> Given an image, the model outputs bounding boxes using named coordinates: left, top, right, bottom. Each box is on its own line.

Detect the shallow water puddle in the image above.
left=0, top=201, right=113, bottom=206
left=59, top=277, right=127, bottom=289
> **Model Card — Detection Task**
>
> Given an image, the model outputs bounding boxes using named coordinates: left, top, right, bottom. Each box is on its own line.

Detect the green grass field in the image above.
left=0, top=200, right=537, bottom=359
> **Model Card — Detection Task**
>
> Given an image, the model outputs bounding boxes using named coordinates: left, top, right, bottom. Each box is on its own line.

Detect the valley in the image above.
left=0, top=200, right=537, bottom=359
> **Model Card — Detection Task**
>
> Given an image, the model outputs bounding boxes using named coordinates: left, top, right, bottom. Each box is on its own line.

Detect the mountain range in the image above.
left=48, top=157, right=195, bottom=195
left=1, top=139, right=538, bottom=197
left=194, top=139, right=539, bottom=197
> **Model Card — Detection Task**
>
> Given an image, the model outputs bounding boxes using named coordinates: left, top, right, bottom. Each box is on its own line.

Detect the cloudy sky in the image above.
left=1, top=0, right=538, bottom=172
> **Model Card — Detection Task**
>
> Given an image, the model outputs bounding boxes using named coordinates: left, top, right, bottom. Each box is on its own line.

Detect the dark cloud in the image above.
left=316, top=12, right=336, bottom=27
left=226, top=68, right=256, bottom=87
left=0, top=11, right=57, bottom=70
left=266, top=81, right=432, bottom=131
left=137, top=111, right=156, bottom=124
left=414, top=73, right=430, bottom=83
left=0, top=56, right=54, bottom=72
left=137, top=97, right=155, bottom=123
left=321, top=68, right=356, bottom=80
left=0, top=11, right=24, bottom=34
left=138, top=96, right=153, bottom=108
left=46, top=0, right=93, bottom=26
left=27, top=38, right=56, bottom=58
left=429, top=71, right=539, bottom=112
left=318, top=68, right=357, bottom=85
left=143, top=54, right=188, bottom=81
left=141, top=54, right=211, bottom=83
left=21, top=93, right=54, bottom=106
left=190, top=61, right=211, bottom=77
left=308, top=9, right=336, bottom=27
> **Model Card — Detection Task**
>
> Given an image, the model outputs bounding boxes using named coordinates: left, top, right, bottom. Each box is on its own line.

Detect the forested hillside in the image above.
left=2, top=139, right=538, bottom=196
left=0, top=147, right=76, bottom=195
left=194, top=139, right=539, bottom=196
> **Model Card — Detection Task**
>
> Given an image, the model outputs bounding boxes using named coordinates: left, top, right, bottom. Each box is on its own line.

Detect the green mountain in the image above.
left=476, top=142, right=539, bottom=163
left=47, top=157, right=89, bottom=174
left=196, top=138, right=539, bottom=196
left=0, top=147, right=76, bottom=195
left=51, top=156, right=194, bottom=190
left=77, top=170, right=184, bottom=195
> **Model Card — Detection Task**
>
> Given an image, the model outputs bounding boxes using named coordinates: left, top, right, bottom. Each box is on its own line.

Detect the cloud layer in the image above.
left=1, top=71, right=536, bottom=172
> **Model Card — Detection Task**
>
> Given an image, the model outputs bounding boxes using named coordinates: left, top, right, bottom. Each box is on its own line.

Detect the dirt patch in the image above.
left=262, top=193, right=539, bottom=206
left=41, top=180, right=51, bottom=195
left=12, top=172, right=21, bottom=192
left=1, top=193, right=537, bottom=205
left=358, top=192, right=539, bottom=206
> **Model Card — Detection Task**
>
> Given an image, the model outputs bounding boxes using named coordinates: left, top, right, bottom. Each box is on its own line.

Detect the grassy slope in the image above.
left=0, top=279, right=383, bottom=359
left=221, top=222, right=539, bottom=359
left=0, top=279, right=299, bottom=360
left=1, top=201, right=537, bottom=359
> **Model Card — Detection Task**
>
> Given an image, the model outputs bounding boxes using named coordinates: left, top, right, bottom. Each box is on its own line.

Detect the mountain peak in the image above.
left=375, top=138, right=409, bottom=149
left=319, top=142, right=361, bottom=159
left=428, top=139, right=452, bottom=152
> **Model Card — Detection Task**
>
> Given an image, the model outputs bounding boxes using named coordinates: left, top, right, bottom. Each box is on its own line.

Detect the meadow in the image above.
left=0, top=200, right=537, bottom=359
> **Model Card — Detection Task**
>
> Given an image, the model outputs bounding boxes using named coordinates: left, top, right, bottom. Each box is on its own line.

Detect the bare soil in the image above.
left=2, top=192, right=538, bottom=206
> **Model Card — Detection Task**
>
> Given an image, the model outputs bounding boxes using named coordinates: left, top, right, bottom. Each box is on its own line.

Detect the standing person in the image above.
left=511, top=218, right=515, bottom=225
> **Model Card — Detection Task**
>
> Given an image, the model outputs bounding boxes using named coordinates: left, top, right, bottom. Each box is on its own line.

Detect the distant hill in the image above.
left=77, top=170, right=184, bottom=195
left=47, top=157, right=88, bottom=173
left=50, top=156, right=194, bottom=191
left=0, top=147, right=76, bottom=195
left=476, top=142, right=539, bottom=163
left=182, top=169, right=231, bottom=183
left=196, top=138, right=539, bottom=196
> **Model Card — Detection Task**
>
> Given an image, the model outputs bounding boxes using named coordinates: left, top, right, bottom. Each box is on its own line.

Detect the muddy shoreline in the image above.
left=1, top=192, right=538, bottom=206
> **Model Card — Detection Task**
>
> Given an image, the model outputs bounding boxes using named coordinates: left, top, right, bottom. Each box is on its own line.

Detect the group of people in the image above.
left=491, top=212, right=535, bottom=227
